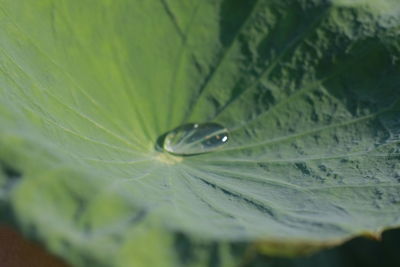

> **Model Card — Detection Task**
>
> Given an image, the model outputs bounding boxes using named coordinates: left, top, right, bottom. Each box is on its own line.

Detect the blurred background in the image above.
left=1, top=225, right=399, bottom=267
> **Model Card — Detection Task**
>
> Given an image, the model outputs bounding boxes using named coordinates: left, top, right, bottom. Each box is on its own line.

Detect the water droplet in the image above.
left=161, top=123, right=229, bottom=156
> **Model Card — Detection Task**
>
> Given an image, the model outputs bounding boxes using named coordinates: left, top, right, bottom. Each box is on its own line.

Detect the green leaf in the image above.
left=0, top=0, right=400, bottom=266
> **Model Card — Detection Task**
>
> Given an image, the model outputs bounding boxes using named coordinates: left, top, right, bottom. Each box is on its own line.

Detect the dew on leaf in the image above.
left=161, top=123, right=229, bottom=156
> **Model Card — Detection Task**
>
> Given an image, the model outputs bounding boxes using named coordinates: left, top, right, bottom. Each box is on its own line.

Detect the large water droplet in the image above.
left=161, top=123, right=229, bottom=156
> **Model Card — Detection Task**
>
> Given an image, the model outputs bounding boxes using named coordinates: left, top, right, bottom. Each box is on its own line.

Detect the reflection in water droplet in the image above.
left=161, top=123, right=229, bottom=156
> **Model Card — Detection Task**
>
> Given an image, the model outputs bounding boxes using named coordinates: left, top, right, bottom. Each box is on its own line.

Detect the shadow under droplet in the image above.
left=154, top=132, right=169, bottom=153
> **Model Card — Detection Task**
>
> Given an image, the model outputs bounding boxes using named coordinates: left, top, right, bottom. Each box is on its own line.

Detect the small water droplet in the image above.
left=161, top=123, right=229, bottom=156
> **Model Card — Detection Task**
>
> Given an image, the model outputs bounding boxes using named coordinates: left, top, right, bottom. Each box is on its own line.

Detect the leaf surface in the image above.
left=0, top=0, right=400, bottom=266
